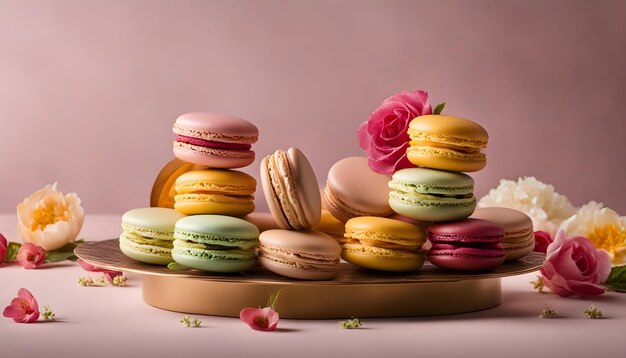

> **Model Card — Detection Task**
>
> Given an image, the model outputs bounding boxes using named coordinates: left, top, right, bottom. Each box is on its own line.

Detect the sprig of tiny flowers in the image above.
left=538, top=304, right=559, bottom=318
left=42, top=305, right=55, bottom=320
left=584, top=305, right=604, bottom=319
left=530, top=276, right=545, bottom=293
left=77, top=275, right=127, bottom=287
left=339, top=317, right=362, bottom=329
left=180, top=315, right=202, bottom=328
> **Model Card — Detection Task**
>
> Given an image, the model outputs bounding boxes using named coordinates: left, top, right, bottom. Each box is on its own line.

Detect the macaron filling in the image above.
left=389, top=180, right=474, bottom=197
left=265, top=149, right=310, bottom=228
left=173, top=239, right=255, bottom=259
left=173, top=231, right=257, bottom=250
left=175, top=135, right=252, bottom=151
left=120, top=232, right=174, bottom=248
left=389, top=190, right=476, bottom=208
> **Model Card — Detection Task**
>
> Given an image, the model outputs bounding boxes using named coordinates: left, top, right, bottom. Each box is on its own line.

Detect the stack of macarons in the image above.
left=258, top=147, right=342, bottom=280
left=169, top=113, right=262, bottom=272
left=382, top=114, right=534, bottom=270
left=119, top=113, right=263, bottom=273
left=320, top=156, right=428, bottom=272
left=172, top=112, right=259, bottom=218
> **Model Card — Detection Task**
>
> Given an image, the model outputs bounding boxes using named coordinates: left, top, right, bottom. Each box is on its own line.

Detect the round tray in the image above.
left=75, top=239, right=544, bottom=319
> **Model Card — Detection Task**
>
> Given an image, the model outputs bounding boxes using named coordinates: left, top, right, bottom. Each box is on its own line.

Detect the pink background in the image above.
left=1, top=0, right=624, bottom=215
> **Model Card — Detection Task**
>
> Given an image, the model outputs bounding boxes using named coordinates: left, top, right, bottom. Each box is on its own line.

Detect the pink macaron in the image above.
left=173, top=112, right=259, bottom=168
left=427, top=219, right=505, bottom=271
left=323, top=157, right=393, bottom=222
left=258, top=229, right=342, bottom=280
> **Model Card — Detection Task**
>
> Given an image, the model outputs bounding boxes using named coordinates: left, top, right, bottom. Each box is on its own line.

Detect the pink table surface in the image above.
left=1, top=214, right=624, bottom=358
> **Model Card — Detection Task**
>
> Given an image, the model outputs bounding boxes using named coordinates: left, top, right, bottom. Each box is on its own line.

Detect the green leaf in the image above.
left=433, top=102, right=446, bottom=115
left=5, top=242, right=22, bottom=261
left=44, top=241, right=81, bottom=263
left=604, top=265, right=626, bottom=292
left=45, top=250, right=78, bottom=263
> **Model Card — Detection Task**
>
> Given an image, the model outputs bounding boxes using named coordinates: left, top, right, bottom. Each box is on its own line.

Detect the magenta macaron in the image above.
left=173, top=112, right=259, bottom=168
left=427, top=219, right=506, bottom=271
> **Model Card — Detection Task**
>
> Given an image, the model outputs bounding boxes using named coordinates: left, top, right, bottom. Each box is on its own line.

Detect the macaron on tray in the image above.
left=76, top=111, right=544, bottom=318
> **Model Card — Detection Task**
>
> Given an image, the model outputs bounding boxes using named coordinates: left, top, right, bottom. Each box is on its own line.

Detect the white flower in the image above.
left=478, top=177, right=576, bottom=236
left=17, top=183, right=84, bottom=251
left=559, top=201, right=626, bottom=264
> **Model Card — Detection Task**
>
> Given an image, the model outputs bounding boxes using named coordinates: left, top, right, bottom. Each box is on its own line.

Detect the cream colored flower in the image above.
left=559, top=201, right=626, bottom=265
left=478, top=177, right=576, bottom=236
left=17, top=183, right=84, bottom=251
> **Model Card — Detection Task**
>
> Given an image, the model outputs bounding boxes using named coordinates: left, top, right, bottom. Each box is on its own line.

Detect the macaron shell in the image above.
left=408, top=115, right=488, bottom=146
left=174, top=195, right=255, bottom=217
left=172, top=247, right=256, bottom=273
left=121, top=207, right=185, bottom=234
left=406, top=147, right=486, bottom=172
left=287, top=147, right=322, bottom=227
left=173, top=144, right=255, bottom=168
left=344, top=216, right=426, bottom=247
left=325, top=157, right=392, bottom=221
left=175, top=215, right=260, bottom=240
left=258, top=256, right=337, bottom=280
left=427, top=253, right=505, bottom=271
left=173, top=112, right=259, bottom=143
left=428, top=218, right=504, bottom=240
left=175, top=169, right=256, bottom=195
left=388, top=193, right=475, bottom=222
left=389, top=168, right=475, bottom=195
left=119, top=236, right=173, bottom=265
left=342, top=244, right=426, bottom=272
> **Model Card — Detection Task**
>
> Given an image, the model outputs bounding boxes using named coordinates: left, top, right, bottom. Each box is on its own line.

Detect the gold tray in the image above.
left=75, top=239, right=544, bottom=319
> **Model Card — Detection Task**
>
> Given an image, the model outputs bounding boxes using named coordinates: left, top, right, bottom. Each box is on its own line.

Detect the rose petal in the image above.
left=239, top=307, right=279, bottom=331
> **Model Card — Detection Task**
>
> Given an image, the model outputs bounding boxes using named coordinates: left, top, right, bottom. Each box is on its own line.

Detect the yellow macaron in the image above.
left=407, top=115, right=488, bottom=172
left=342, top=216, right=426, bottom=272
left=174, top=169, right=256, bottom=216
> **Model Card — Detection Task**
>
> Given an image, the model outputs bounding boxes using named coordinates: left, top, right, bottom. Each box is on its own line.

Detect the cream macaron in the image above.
left=471, top=207, right=535, bottom=261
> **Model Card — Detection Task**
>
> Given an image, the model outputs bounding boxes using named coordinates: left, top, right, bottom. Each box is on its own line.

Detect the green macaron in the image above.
left=119, top=207, right=186, bottom=265
left=388, top=168, right=476, bottom=222
left=172, top=215, right=260, bottom=273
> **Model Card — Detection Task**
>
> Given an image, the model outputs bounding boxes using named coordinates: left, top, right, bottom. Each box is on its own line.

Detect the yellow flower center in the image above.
left=28, top=198, right=69, bottom=231
left=587, top=224, right=626, bottom=263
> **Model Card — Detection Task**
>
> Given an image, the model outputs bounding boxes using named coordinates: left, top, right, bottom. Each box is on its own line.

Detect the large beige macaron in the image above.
left=407, top=115, right=488, bottom=172
left=324, top=157, right=393, bottom=222
left=258, top=230, right=342, bottom=280
left=260, top=147, right=321, bottom=230
left=470, top=207, right=535, bottom=261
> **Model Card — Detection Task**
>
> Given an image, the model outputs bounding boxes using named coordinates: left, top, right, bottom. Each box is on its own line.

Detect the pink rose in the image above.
left=3, top=288, right=40, bottom=323
left=533, top=230, right=553, bottom=253
left=540, top=229, right=611, bottom=297
left=357, top=90, right=432, bottom=175
left=0, top=233, right=7, bottom=265
left=240, top=307, right=279, bottom=331
left=16, top=242, right=46, bottom=269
